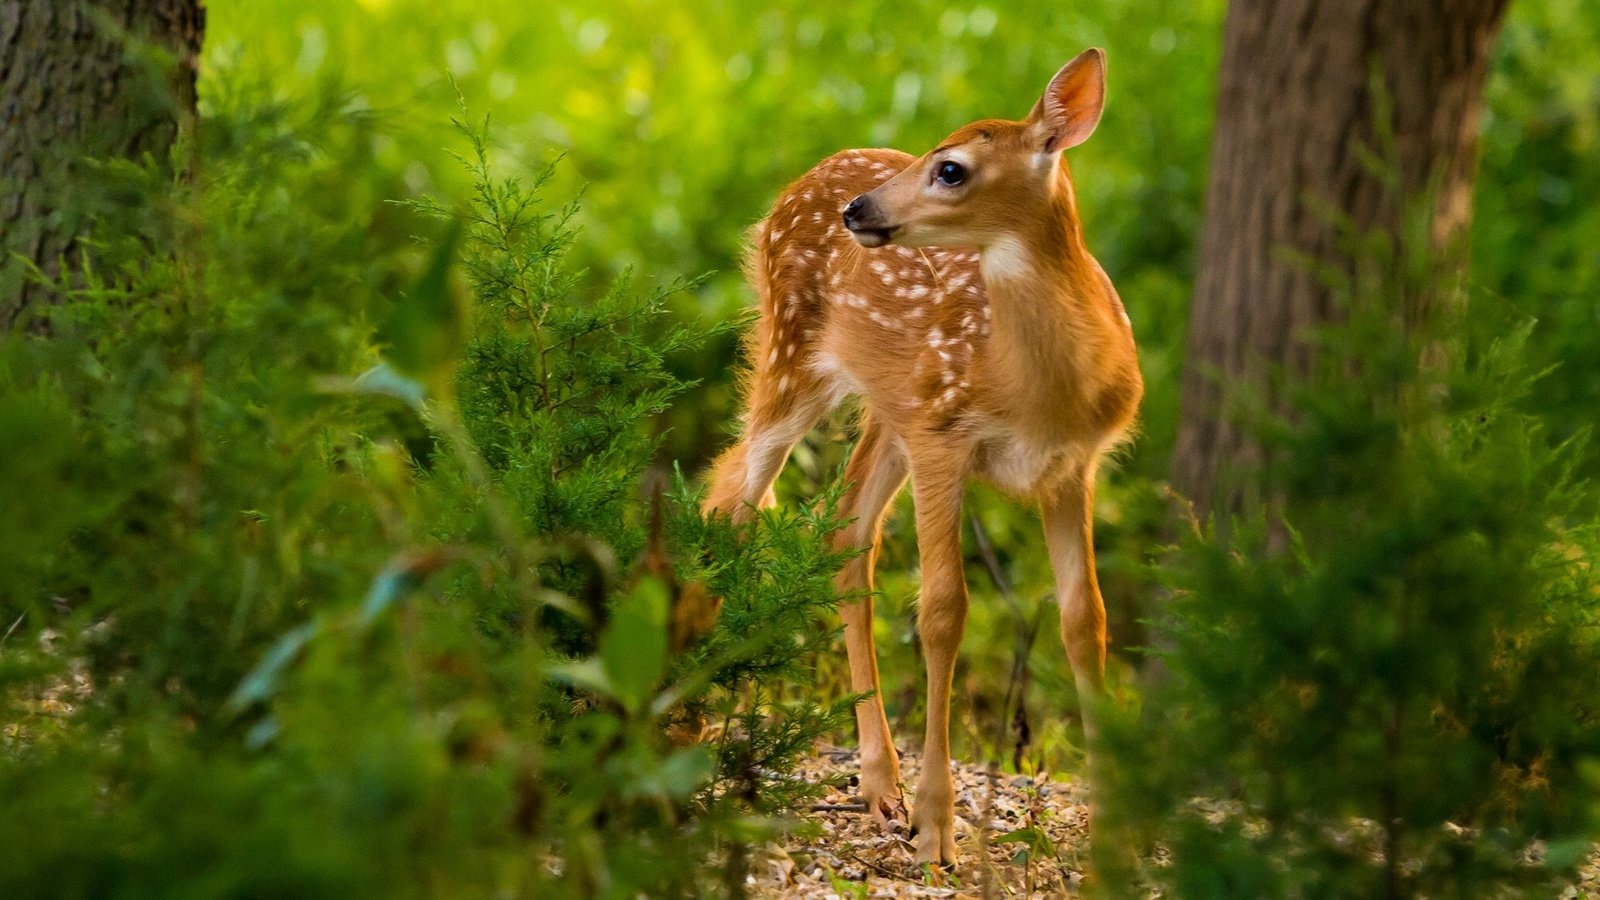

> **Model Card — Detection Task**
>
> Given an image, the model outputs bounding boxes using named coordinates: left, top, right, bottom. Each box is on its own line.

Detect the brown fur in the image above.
left=703, top=49, right=1140, bottom=866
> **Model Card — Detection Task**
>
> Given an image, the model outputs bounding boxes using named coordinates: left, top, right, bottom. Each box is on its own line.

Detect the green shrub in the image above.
left=182, top=0, right=1600, bottom=775
left=1100, top=220, right=1600, bottom=897
left=0, top=83, right=849, bottom=898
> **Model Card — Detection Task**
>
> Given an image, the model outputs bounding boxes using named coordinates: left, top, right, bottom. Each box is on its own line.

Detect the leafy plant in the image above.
left=1099, top=217, right=1600, bottom=898
left=0, top=83, right=851, bottom=897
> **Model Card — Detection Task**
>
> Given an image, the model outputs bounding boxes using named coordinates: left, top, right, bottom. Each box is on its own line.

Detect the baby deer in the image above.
left=705, top=49, right=1141, bottom=866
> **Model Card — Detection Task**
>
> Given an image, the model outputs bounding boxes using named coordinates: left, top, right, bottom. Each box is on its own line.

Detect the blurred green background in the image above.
left=198, top=0, right=1600, bottom=767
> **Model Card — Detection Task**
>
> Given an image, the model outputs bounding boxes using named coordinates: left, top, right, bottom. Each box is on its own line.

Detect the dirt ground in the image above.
left=751, top=747, right=1091, bottom=898
left=749, top=747, right=1600, bottom=899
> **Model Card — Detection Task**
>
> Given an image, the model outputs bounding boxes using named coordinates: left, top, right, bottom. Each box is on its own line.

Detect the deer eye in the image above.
left=935, top=161, right=967, bottom=186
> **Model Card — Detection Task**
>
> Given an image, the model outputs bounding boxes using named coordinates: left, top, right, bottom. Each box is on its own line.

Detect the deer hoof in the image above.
left=911, top=819, right=959, bottom=867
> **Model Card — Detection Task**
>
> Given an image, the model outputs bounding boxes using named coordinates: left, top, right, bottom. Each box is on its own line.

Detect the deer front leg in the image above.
left=908, top=458, right=968, bottom=867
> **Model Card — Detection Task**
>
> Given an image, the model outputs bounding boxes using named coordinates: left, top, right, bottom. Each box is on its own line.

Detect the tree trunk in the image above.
left=0, top=0, right=205, bottom=329
left=1171, top=0, right=1509, bottom=517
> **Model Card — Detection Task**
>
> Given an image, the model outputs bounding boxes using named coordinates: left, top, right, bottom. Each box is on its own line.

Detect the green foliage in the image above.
left=1100, top=226, right=1600, bottom=896
left=4, top=1, right=1600, bottom=895
left=1478, top=5, right=1600, bottom=479
left=0, top=78, right=850, bottom=896
left=192, top=0, right=1600, bottom=779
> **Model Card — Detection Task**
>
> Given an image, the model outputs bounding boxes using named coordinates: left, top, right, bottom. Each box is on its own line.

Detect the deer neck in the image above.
left=976, top=167, right=1126, bottom=437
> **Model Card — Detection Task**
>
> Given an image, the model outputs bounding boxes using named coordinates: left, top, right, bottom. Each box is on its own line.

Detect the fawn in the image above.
left=704, top=48, right=1141, bottom=866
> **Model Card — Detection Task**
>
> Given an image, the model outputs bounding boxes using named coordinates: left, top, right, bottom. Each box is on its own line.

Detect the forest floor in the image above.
left=751, top=746, right=1091, bottom=898
left=750, top=747, right=1600, bottom=899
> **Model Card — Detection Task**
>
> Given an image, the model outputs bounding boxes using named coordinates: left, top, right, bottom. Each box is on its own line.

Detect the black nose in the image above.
left=842, top=196, right=867, bottom=227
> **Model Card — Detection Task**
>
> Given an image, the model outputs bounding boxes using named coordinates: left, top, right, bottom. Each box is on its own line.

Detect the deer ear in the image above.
left=1028, top=48, right=1106, bottom=154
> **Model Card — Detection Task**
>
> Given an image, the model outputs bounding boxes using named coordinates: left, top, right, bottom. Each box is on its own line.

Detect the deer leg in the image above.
left=832, top=418, right=909, bottom=827
left=691, top=386, right=832, bottom=665
left=907, top=456, right=968, bottom=867
left=1041, top=468, right=1106, bottom=747
left=703, top=392, right=828, bottom=525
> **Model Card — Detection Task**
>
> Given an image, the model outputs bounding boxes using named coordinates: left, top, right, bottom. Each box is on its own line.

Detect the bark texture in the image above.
left=1172, top=0, right=1509, bottom=516
left=1, top=0, right=204, bottom=328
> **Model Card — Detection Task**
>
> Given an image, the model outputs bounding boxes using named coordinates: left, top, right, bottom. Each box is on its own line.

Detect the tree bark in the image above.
left=1171, top=0, right=1509, bottom=517
left=0, top=0, right=205, bottom=329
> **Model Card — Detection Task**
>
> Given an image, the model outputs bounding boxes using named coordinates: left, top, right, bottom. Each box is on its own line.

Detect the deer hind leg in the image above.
left=906, top=453, right=969, bottom=867
left=702, top=357, right=833, bottom=524
left=704, top=235, right=832, bottom=523
left=1041, top=467, right=1107, bottom=746
left=832, top=416, right=909, bottom=827
left=703, top=325, right=829, bottom=523
left=1041, top=466, right=1121, bottom=870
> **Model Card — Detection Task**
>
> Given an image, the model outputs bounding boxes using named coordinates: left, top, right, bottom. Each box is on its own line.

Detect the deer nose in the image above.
left=842, top=195, right=868, bottom=228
